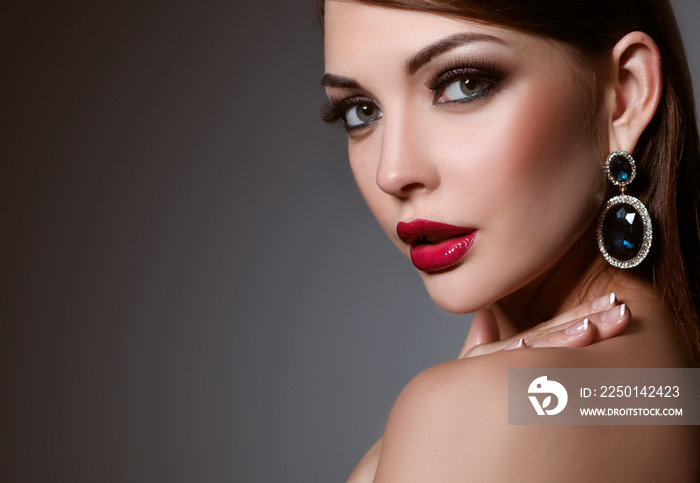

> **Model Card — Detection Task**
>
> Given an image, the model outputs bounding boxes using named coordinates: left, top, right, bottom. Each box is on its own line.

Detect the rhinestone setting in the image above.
left=596, top=194, right=652, bottom=269
left=605, top=151, right=637, bottom=187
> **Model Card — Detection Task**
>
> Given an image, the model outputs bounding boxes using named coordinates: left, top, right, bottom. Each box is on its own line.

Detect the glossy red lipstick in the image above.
left=396, top=219, right=476, bottom=272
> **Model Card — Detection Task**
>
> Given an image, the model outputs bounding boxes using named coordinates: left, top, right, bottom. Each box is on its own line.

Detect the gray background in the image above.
left=1, top=1, right=698, bottom=481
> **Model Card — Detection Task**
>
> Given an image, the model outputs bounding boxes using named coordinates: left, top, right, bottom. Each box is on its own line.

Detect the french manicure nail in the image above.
left=564, top=318, right=589, bottom=334
left=504, top=338, right=527, bottom=351
left=599, top=303, right=626, bottom=323
left=591, top=292, right=616, bottom=312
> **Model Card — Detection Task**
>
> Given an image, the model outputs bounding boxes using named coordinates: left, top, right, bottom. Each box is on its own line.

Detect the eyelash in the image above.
left=320, top=96, right=377, bottom=130
left=320, top=60, right=505, bottom=131
left=425, top=60, right=504, bottom=103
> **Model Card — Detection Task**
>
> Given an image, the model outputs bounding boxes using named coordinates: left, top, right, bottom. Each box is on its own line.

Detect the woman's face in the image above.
left=323, top=1, right=607, bottom=313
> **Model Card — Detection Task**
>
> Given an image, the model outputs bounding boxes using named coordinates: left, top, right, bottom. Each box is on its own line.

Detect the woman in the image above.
left=320, top=0, right=700, bottom=480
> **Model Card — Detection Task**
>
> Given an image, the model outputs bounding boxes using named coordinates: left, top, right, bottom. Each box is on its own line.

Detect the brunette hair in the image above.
left=319, top=0, right=700, bottom=362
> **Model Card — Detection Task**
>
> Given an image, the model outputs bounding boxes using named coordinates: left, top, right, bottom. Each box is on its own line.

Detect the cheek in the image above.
left=453, top=81, right=604, bottom=231
left=511, top=90, right=603, bottom=224
left=429, top=79, right=604, bottom=304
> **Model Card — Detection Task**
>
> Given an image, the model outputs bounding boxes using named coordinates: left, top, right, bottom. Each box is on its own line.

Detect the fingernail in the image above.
left=564, top=318, right=589, bottom=334
left=504, top=338, right=527, bottom=351
left=591, top=292, right=616, bottom=312
left=599, top=303, right=626, bottom=323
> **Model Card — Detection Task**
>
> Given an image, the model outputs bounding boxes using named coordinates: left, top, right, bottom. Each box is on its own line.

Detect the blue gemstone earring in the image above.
left=596, top=151, right=653, bottom=268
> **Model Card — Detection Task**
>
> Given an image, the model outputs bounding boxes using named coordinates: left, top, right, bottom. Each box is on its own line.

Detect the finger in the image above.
left=467, top=310, right=593, bottom=357
left=503, top=338, right=527, bottom=351
left=526, top=303, right=630, bottom=349
left=463, top=296, right=627, bottom=358
left=590, top=303, right=630, bottom=342
left=528, top=317, right=596, bottom=348
left=500, top=304, right=629, bottom=352
left=532, top=292, right=618, bottom=332
left=459, top=308, right=500, bottom=358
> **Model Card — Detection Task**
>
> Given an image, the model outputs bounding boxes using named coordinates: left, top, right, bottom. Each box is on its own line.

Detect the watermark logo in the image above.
left=528, top=376, right=568, bottom=416
left=510, top=368, right=700, bottom=425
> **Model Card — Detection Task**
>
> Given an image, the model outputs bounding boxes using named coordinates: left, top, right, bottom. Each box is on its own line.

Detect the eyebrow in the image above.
left=320, top=73, right=360, bottom=88
left=406, top=32, right=505, bottom=74
left=320, top=32, right=505, bottom=88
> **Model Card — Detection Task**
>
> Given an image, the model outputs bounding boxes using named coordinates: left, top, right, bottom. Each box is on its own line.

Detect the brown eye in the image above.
left=437, top=77, right=491, bottom=103
left=345, top=102, right=382, bottom=128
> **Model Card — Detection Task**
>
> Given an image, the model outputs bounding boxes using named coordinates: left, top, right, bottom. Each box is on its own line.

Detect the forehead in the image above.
left=325, top=2, right=508, bottom=65
left=323, top=1, right=577, bottom=75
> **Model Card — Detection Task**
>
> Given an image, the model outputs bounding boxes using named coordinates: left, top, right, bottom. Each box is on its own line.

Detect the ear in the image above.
left=606, top=32, right=663, bottom=153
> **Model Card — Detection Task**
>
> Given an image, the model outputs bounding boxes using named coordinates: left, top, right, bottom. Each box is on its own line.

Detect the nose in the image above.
left=375, top=112, right=439, bottom=198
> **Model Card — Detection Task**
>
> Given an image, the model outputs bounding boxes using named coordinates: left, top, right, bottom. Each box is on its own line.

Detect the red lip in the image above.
left=396, top=219, right=477, bottom=272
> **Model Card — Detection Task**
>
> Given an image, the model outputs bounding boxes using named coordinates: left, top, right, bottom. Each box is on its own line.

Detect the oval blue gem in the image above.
left=610, top=155, right=632, bottom=183
left=603, top=203, right=644, bottom=261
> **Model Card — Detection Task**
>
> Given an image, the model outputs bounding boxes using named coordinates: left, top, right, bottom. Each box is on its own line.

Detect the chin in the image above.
left=421, top=276, right=490, bottom=315
left=417, top=260, right=540, bottom=315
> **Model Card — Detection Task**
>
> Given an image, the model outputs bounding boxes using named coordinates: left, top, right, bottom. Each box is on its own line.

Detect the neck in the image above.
left=489, top=225, right=644, bottom=338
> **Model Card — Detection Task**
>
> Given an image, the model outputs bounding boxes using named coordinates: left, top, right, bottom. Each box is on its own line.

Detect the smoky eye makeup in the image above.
left=320, top=95, right=383, bottom=132
left=319, top=58, right=506, bottom=131
left=424, top=58, right=506, bottom=104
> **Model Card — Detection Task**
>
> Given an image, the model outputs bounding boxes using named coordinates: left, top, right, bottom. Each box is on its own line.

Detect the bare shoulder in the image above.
left=374, top=346, right=700, bottom=482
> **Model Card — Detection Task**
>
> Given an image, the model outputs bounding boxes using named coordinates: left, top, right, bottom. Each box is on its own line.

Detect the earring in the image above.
left=596, top=151, right=652, bottom=269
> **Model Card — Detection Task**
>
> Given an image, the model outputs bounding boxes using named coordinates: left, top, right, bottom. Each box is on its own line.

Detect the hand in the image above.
left=458, top=293, right=630, bottom=358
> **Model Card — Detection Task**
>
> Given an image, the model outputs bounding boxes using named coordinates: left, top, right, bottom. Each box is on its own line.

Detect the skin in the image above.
left=323, top=1, right=700, bottom=481
left=324, top=1, right=606, bottom=325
